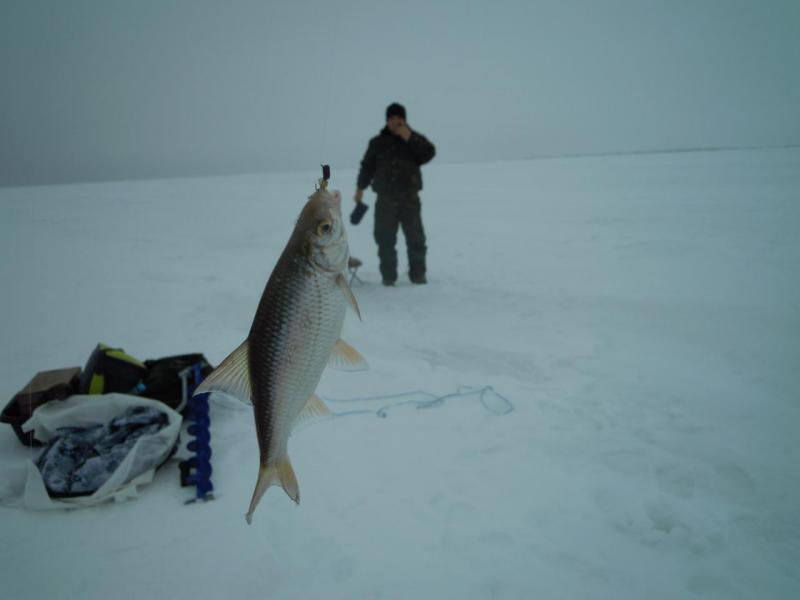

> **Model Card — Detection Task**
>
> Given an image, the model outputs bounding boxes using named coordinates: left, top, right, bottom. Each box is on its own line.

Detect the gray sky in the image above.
left=1, top=0, right=798, bottom=187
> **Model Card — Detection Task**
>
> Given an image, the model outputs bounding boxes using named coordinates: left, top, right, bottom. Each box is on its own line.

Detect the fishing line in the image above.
left=322, top=385, right=514, bottom=419
left=316, top=3, right=343, bottom=171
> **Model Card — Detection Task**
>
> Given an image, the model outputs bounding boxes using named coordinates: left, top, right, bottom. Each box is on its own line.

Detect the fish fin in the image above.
left=244, top=458, right=300, bottom=525
left=277, top=457, right=300, bottom=504
left=246, top=464, right=274, bottom=524
left=193, top=339, right=252, bottom=404
left=293, top=393, right=332, bottom=430
left=327, top=339, right=369, bottom=371
left=335, top=273, right=362, bottom=321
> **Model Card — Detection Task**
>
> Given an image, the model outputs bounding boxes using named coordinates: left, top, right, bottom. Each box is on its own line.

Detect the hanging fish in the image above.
left=195, top=180, right=367, bottom=524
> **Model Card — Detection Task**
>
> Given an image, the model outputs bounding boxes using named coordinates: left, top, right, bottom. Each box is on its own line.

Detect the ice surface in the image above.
left=0, top=148, right=798, bottom=599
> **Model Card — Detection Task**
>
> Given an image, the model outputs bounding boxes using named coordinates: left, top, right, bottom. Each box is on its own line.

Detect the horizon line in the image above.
left=2, top=143, right=798, bottom=190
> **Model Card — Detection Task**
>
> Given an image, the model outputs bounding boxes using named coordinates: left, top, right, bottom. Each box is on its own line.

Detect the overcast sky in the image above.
left=1, top=0, right=798, bottom=187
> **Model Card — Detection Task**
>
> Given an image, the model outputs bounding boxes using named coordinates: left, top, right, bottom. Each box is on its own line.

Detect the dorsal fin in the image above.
left=193, top=339, right=252, bottom=404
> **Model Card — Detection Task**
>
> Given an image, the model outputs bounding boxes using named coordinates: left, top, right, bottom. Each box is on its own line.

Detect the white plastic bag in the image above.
left=0, top=394, right=181, bottom=510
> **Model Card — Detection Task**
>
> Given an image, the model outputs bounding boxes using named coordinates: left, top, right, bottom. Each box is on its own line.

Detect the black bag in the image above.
left=141, top=354, right=214, bottom=410
left=79, top=344, right=146, bottom=396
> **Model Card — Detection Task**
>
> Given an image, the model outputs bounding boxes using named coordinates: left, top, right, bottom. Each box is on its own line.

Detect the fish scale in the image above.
left=250, top=260, right=346, bottom=464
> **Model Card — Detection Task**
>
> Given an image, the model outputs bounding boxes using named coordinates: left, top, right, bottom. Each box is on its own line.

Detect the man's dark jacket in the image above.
left=357, top=127, right=436, bottom=196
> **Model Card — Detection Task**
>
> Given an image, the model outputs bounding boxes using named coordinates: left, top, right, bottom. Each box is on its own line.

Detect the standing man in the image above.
left=354, top=102, right=436, bottom=286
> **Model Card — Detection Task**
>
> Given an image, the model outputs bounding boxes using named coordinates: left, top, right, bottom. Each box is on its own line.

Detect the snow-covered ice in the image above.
left=1, top=147, right=798, bottom=599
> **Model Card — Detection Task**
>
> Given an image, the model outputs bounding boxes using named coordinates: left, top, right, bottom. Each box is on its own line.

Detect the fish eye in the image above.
left=317, top=220, right=332, bottom=236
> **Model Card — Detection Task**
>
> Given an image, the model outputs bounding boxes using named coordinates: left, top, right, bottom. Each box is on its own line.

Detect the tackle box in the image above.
left=0, top=367, right=81, bottom=446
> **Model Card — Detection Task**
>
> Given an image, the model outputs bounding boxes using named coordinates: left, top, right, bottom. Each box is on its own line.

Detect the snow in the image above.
left=1, top=147, right=799, bottom=599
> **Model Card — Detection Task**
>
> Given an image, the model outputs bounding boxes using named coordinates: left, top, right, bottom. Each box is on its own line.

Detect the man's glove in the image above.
left=350, top=202, right=369, bottom=225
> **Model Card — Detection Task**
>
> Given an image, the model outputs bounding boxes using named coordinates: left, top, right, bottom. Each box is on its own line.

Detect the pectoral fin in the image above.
left=336, top=273, right=361, bottom=321
left=193, top=339, right=252, bottom=404
left=327, top=339, right=368, bottom=371
left=246, top=457, right=300, bottom=524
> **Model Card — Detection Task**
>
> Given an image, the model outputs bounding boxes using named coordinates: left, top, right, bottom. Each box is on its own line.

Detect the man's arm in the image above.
left=407, top=131, right=436, bottom=165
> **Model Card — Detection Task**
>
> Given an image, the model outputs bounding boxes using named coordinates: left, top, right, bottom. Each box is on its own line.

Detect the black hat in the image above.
left=386, top=102, right=406, bottom=121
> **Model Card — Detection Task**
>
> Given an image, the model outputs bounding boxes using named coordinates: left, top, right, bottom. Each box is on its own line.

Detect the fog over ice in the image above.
left=1, top=0, right=799, bottom=186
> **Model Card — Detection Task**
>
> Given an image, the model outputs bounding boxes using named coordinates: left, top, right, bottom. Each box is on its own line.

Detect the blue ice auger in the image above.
left=178, top=364, right=214, bottom=502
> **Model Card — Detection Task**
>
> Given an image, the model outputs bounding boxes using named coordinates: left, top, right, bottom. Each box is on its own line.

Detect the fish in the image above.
left=194, top=182, right=367, bottom=524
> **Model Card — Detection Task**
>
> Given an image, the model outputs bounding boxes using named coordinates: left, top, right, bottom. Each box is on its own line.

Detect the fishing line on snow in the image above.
left=321, top=385, right=514, bottom=419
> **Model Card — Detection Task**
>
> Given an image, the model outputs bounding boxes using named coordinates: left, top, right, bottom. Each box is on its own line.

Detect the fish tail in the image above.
left=245, top=457, right=300, bottom=524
